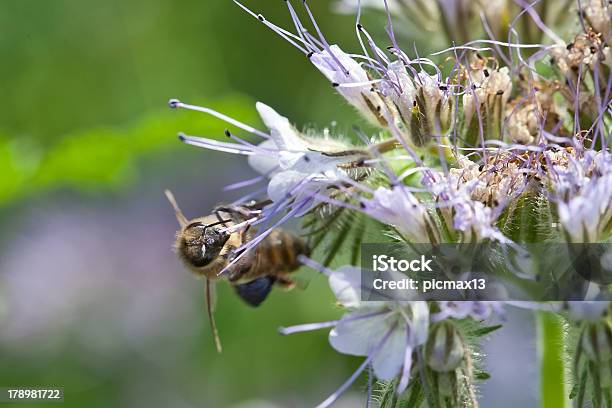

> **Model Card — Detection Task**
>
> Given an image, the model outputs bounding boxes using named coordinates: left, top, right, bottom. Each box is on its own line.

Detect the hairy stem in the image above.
left=537, top=311, right=569, bottom=408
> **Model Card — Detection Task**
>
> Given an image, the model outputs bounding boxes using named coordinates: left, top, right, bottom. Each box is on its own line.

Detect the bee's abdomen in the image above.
left=256, top=229, right=309, bottom=275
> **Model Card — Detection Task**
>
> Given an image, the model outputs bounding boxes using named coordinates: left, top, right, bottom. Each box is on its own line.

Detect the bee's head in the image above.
left=179, top=221, right=231, bottom=267
left=164, top=190, right=233, bottom=269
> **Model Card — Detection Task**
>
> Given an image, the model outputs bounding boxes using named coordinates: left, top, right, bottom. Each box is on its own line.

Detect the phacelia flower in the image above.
left=423, top=170, right=513, bottom=243
left=449, top=154, right=527, bottom=206
left=169, top=99, right=365, bottom=215
left=551, top=150, right=612, bottom=242
left=170, top=1, right=612, bottom=405
left=361, top=185, right=441, bottom=243
left=425, top=320, right=466, bottom=372
left=280, top=260, right=430, bottom=405
left=463, top=65, right=513, bottom=142
left=310, top=44, right=398, bottom=129
left=249, top=102, right=359, bottom=210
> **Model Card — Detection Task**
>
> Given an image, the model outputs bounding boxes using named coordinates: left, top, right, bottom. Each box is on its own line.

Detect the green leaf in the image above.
left=0, top=94, right=256, bottom=205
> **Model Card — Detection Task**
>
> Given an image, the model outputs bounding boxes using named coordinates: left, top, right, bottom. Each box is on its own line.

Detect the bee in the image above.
left=165, top=190, right=309, bottom=352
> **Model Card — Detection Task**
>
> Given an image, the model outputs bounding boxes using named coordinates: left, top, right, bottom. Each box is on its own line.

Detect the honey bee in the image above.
left=165, top=190, right=309, bottom=352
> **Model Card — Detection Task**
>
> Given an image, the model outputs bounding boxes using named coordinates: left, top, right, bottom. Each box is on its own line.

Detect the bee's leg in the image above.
left=274, top=274, right=296, bottom=290
left=213, top=209, right=231, bottom=227
left=215, top=200, right=272, bottom=221
left=242, top=224, right=252, bottom=237
left=241, top=199, right=272, bottom=212
left=214, top=210, right=224, bottom=223
left=214, top=204, right=254, bottom=221
left=224, top=246, right=255, bottom=282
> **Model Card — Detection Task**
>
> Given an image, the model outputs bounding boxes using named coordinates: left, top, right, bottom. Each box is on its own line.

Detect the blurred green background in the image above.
left=0, top=1, right=362, bottom=407
left=0, top=1, right=537, bottom=407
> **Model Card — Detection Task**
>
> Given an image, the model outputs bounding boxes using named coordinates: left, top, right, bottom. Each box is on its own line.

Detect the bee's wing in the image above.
left=205, top=278, right=223, bottom=353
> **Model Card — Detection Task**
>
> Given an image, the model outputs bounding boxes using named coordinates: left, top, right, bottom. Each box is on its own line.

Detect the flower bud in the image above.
left=310, top=44, right=399, bottom=129
left=425, top=321, right=465, bottom=372
left=379, top=64, right=455, bottom=147
left=411, top=73, right=455, bottom=146
left=463, top=65, right=512, bottom=143
left=362, top=186, right=441, bottom=244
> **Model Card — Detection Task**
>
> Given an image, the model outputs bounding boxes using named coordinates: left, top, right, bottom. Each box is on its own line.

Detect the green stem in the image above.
left=537, top=311, right=569, bottom=408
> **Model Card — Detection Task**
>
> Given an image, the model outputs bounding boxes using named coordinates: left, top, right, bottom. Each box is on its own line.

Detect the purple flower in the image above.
left=280, top=261, right=430, bottom=405
left=552, top=150, right=612, bottom=242
left=310, top=44, right=392, bottom=127
left=361, top=185, right=440, bottom=243
left=432, top=301, right=505, bottom=322
left=249, top=102, right=354, bottom=210
left=170, top=99, right=361, bottom=214
left=423, top=170, right=513, bottom=243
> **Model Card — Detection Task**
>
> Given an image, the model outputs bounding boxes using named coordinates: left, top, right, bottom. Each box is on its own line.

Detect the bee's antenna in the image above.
left=164, top=190, right=188, bottom=227
left=206, top=278, right=223, bottom=353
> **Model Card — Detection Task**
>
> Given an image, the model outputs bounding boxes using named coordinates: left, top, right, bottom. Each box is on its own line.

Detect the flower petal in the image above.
left=267, top=170, right=310, bottom=203
left=328, top=266, right=362, bottom=308
left=371, top=321, right=408, bottom=380
left=329, top=309, right=391, bottom=356
left=247, top=139, right=279, bottom=175
left=409, top=301, right=430, bottom=346
left=255, top=102, right=307, bottom=151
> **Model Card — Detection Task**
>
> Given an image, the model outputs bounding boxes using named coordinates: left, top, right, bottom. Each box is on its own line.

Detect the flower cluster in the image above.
left=551, top=149, right=612, bottom=242
left=279, top=260, right=497, bottom=407
left=171, top=0, right=611, bottom=406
